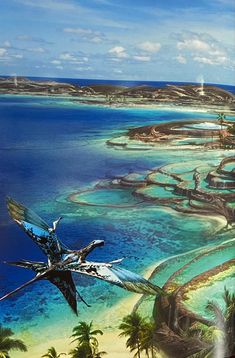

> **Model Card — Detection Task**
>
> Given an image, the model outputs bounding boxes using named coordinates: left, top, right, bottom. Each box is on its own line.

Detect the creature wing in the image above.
left=67, top=261, right=165, bottom=296
left=1, top=260, right=78, bottom=314
left=7, top=198, right=65, bottom=264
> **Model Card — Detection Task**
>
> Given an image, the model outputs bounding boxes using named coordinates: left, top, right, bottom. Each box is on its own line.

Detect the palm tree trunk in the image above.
left=137, top=339, right=141, bottom=358
left=151, top=345, right=154, bottom=358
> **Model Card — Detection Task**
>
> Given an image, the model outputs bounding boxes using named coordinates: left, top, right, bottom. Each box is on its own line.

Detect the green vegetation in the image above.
left=69, top=321, right=106, bottom=358
left=206, top=288, right=235, bottom=357
left=228, top=123, right=235, bottom=135
left=160, top=287, right=235, bottom=358
left=0, top=288, right=233, bottom=358
left=0, top=325, right=27, bottom=358
left=42, top=347, right=66, bottom=358
left=217, top=112, right=226, bottom=130
left=119, top=312, right=158, bottom=358
left=182, top=288, right=235, bottom=358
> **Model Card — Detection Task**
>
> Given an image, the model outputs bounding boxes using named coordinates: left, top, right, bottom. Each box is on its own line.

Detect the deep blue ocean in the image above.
left=0, top=80, right=234, bottom=355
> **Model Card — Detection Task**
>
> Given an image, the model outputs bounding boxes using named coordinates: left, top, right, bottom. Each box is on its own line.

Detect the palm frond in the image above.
left=206, top=301, right=225, bottom=326
left=0, top=327, right=14, bottom=340
left=0, top=338, right=27, bottom=352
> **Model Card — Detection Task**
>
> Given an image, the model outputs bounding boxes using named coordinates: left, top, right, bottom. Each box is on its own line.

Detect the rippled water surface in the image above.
left=0, top=94, right=234, bottom=355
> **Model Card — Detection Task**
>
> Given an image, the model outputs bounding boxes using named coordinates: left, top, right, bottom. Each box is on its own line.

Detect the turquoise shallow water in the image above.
left=0, top=95, right=234, bottom=356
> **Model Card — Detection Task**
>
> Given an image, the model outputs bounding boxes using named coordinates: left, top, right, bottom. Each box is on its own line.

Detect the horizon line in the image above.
left=0, top=74, right=235, bottom=88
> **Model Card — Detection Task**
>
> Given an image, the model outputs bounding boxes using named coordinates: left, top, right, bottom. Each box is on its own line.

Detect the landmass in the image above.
left=0, top=76, right=235, bottom=114
left=68, top=156, right=235, bottom=226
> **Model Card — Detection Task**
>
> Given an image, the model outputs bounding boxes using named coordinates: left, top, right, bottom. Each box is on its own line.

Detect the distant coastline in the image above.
left=1, top=76, right=235, bottom=115
left=1, top=75, right=235, bottom=91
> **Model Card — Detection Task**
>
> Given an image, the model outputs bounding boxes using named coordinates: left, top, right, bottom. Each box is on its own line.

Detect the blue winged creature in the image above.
left=0, top=198, right=164, bottom=314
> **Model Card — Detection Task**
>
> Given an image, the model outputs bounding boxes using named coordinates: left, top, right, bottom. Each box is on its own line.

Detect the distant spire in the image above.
left=198, top=75, right=204, bottom=96
left=14, top=75, right=18, bottom=87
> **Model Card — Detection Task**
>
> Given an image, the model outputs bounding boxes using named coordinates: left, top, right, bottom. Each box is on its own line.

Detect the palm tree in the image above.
left=119, top=312, right=147, bottom=358
left=70, top=321, right=104, bottom=358
left=217, top=112, right=226, bottom=130
left=223, top=288, right=235, bottom=353
left=42, top=346, right=66, bottom=357
left=187, top=287, right=235, bottom=358
left=69, top=345, right=90, bottom=358
left=69, top=346, right=106, bottom=358
left=186, top=321, right=223, bottom=358
left=140, top=321, right=159, bottom=358
left=217, top=112, right=226, bottom=147
left=207, top=287, right=235, bottom=356
left=0, top=325, right=27, bottom=357
left=92, top=351, right=107, bottom=358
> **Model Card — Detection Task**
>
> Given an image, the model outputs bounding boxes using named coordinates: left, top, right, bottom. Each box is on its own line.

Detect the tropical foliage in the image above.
left=207, top=287, right=235, bottom=357
left=228, top=123, right=235, bottom=135
left=119, top=312, right=158, bottom=358
left=0, top=325, right=27, bottom=358
left=69, top=321, right=106, bottom=358
left=185, top=287, right=235, bottom=358
left=41, top=346, right=66, bottom=357
left=217, top=112, right=226, bottom=129
left=140, top=321, right=159, bottom=358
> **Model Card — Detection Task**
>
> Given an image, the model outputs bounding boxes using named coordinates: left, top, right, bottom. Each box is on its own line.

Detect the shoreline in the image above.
left=14, top=214, right=228, bottom=358
left=1, top=93, right=235, bottom=116
left=3, top=91, right=233, bottom=357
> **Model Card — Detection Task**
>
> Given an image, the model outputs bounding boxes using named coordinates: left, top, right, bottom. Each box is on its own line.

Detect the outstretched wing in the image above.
left=3, top=261, right=78, bottom=314
left=7, top=197, right=63, bottom=264
left=69, top=261, right=165, bottom=296
left=47, top=271, right=78, bottom=315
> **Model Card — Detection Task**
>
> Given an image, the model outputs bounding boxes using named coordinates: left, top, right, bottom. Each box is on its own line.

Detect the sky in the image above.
left=0, top=0, right=235, bottom=84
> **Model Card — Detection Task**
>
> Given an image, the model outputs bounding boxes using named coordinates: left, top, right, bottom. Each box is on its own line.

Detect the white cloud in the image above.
left=193, top=55, right=227, bottom=65
left=29, top=47, right=46, bottom=53
left=175, top=32, right=232, bottom=68
left=64, top=27, right=105, bottom=43
left=51, top=60, right=61, bottom=65
left=114, top=69, right=123, bottom=74
left=17, top=35, right=31, bottom=41
left=56, top=65, right=63, bottom=70
left=16, top=35, right=52, bottom=45
left=193, top=57, right=215, bottom=65
left=0, top=48, right=23, bottom=61
left=59, top=52, right=77, bottom=61
left=12, top=54, right=23, bottom=59
left=75, top=66, right=92, bottom=71
left=133, top=55, right=151, bottom=62
left=137, top=41, right=161, bottom=53
left=108, top=46, right=128, bottom=58
left=16, top=0, right=76, bottom=11
left=0, top=48, right=7, bottom=57
left=91, top=36, right=102, bottom=43
left=64, top=27, right=93, bottom=35
left=3, top=41, right=11, bottom=48
left=176, top=54, right=187, bottom=64
left=176, top=33, right=226, bottom=57
left=177, top=38, right=211, bottom=52
left=57, top=53, right=89, bottom=65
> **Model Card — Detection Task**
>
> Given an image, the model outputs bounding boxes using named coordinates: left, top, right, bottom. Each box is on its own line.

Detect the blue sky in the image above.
left=0, top=0, right=235, bottom=84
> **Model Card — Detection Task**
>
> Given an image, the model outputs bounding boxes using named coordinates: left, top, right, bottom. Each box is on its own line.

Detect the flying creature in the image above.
left=0, top=198, right=165, bottom=314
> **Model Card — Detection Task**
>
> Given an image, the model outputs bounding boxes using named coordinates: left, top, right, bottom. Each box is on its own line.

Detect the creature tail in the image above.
left=76, top=289, right=91, bottom=307
left=0, top=273, right=45, bottom=301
